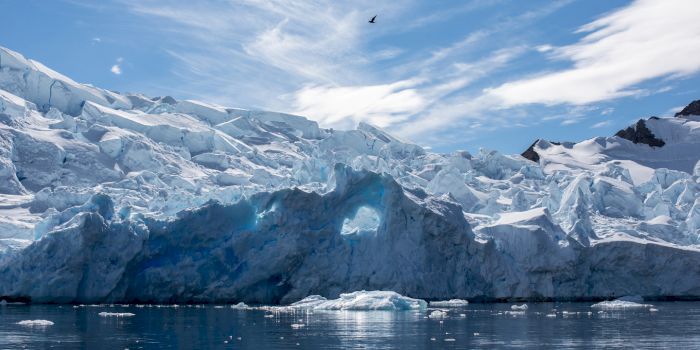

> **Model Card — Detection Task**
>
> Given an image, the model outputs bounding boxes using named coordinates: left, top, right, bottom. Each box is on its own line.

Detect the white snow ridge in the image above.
left=1, top=46, right=700, bottom=305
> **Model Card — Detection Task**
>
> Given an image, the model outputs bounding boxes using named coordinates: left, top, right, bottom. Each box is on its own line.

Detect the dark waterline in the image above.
left=2, top=302, right=699, bottom=349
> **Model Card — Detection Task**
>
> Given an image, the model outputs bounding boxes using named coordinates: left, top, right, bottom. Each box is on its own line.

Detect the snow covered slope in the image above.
left=1, top=46, right=700, bottom=303
left=523, top=110, right=700, bottom=183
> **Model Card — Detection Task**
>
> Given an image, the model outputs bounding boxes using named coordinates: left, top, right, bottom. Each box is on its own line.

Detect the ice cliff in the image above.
left=1, top=46, right=700, bottom=303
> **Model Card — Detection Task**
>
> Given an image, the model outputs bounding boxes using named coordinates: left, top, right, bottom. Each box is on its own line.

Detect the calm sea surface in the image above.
left=2, top=301, right=699, bottom=349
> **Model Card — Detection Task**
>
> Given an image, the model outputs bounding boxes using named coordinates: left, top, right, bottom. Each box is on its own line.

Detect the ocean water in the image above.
left=2, top=301, right=700, bottom=349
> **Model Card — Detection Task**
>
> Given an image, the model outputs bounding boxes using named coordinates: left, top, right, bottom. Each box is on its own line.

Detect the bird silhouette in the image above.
left=369, top=15, right=377, bottom=23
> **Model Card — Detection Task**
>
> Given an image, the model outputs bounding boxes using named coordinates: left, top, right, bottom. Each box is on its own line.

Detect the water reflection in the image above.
left=1, top=302, right=699, bottom=349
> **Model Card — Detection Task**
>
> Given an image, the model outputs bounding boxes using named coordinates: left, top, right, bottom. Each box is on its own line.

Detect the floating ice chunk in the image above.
left=98, top=312, right=135, bottom=317
left=511, top=304, right=528, bottom=311
left=230, top=302, right=250, bottom=309
left=17, top=320, right=54, bottom=326
left=289, top=295, right=328, bottom=308
left=429, top=299, right=469, bottom=307
left=428, top=310, right=448, bottom=319
left=290, top=323, right=305, bottom=329
left=290, top=291, right=426, bottom=311
left=591, top=296, right=653, bottom=310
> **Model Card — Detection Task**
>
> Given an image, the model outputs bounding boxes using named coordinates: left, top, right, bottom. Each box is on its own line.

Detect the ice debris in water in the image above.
left=230, top=302, right=250, bottom=309
left=429, top=299, right=469, bottom=307
left=98, top=312, right=136, bottom=317
left=428, top=310, right=448, bottom=319
left=511, top=304, right=528, bottom=311
left=289, top=291, right=427, bottom=311
left=17, top=320, right=54, bottom=326
left=591, top=296, right=653, bottom=309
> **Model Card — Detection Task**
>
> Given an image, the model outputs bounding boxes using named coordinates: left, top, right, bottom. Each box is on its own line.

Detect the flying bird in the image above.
left=369, top=15, right=377, bottom=23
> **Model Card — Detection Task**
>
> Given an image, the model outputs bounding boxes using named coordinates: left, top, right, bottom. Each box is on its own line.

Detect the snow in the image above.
left=1, top=45, right=700, bottom=303
left=429, top=299, right=469, bottom=307
left=17, top=320, right=54, bottom=326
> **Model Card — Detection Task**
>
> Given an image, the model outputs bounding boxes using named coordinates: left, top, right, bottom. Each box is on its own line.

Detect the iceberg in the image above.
left=16, top=320, right=54, bottom=326
left=1, top=46, right=700, bottom=304
left=98, top=312, right=136, bottom=317
left=288, top=291, right=426, bottom=311
left=428, top=310, right=448, bottom=319
left=591, top=296, right=653, bottom=310
left=429, top=299, right=469, bottom=307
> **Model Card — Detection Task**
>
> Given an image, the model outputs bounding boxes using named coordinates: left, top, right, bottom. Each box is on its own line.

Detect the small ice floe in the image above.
left=429, top=299, right=469, bottom=307
left=505, top=311, right=526, bottom=316
left=444, top=338, right=456, bottom=342
left=264, top=314, right=275, bottom=318
left=230, top=302, right=250, bottom=310
left=545, top=313, right=556, bottom=318
left=428, top=310, right=448, bottom=319
left=289, top=291, right=427, bottom=311
left=511, top=304, right=528, bottom=311
left=17, top=320, right=54, bottom=327
left=590, top=296, right=653, bottom=310
left=290, top=323, right=305, bottom=329
left=98, top=312, right=135, bottom=317
left=650, top=308, right=659, bottom=312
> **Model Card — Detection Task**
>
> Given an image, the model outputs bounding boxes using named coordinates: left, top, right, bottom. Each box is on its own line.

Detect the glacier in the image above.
left=1, top=46, right=700, bottom=304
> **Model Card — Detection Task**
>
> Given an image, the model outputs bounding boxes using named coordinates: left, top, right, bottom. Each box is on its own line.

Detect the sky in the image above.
left=1, top=0, right=700, bottom=154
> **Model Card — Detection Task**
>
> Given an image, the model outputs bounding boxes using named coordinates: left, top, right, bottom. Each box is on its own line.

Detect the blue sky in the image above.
left=2, top=0, right=699, bottom=154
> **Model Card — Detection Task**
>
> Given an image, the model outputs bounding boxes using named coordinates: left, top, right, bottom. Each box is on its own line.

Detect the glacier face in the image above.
left=1, top=46, right=700, bottom=303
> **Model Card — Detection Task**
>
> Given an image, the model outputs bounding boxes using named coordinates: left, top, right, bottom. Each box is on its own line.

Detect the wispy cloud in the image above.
left=486, top=0, right=700, bottom=106
left=591, top=120, right=611, bottom=128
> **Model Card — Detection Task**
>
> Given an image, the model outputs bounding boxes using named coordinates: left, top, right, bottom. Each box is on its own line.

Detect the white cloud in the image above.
left=293, top=79, right=426, bottom=129
left=110, top=57, right=123, bottom=75
left=591, top=120, right=611, bottom=128
left=666, top=105, right=685, bottom=116
left=486, top=0, right=700, bottom=106
left=296, top=46, right=525, bottom=131
left=601, top=107, right=614, bottom=115
left=535, top=44, right=553, bottom=53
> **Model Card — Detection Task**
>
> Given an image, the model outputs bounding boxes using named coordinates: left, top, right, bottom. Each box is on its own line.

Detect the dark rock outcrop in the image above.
left=675, top=100, right=700, bottom=118
left=521, top=140, right=561, bottom=163
left=614, top=119, right=665, bottom=148
left=521, top=140, right=542, bottom=163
